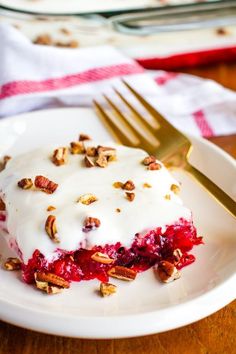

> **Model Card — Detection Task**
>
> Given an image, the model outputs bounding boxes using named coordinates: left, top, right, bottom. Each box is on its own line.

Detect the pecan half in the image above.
left=52, top=147, right=68, bottom=166
left=45, top=215, right=60, bottom=243
left=86, top=147, right=97, bottom=157
left=108, top=266, right=137, bottom=281
left=0, top=155, right=11, bottom=172
left=4, top=257, right=21, bottom=271
left=91, top=252, right=114, bottom=264
left=143, top=155, right=156, bottom=166
left=79, top=133, right=91, bottom=141
left=125, top=192, right=135, bottom=202
left=17, top=178, right=33, bottom=190
left=35, top=175, right=58, bottom=194
left=113, top=181, right=124, bottom=189
left=35, top=272, right=70, bottom=288
left=0, top=197, right=6, bottom=211
left=100, top=282, right=117, bottom=297
left=83, top=217, right=101, bottom=233
left=70, top=141, right=85, bottom=154
left=157, top=261, right=181, bottom=283
left=96, top=154, right=108, bottom=168
left=122, top=180, right=135, bottom=191
left=77, top=193, right=97, bottom=205
left=148, top=162, right=162, bottom=171
left=84, top=155, right=95, bottom=168
left=170, top=184, right=180, bottom=194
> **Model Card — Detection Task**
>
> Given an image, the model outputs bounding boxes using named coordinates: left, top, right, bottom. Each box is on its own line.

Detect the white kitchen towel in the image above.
left=0, top=23, right=236, bottom=137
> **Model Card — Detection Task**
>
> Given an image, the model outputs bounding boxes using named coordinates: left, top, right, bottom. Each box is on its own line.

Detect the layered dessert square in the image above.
left=0, top=135, right=202, bottom=295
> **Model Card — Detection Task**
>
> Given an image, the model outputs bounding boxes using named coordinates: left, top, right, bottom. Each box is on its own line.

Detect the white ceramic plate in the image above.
left=0, top=108, right=235, bottom=338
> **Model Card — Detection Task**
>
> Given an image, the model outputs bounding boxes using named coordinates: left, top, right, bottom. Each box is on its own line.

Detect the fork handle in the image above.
left=183, top=162, right=236, bottom=218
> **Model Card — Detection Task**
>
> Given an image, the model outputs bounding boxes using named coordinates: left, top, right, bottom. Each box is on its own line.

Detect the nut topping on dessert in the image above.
left=157, top=261, right=181, bottom=283
left=125, top=192, right=135, bottom=202
left=171, top=184, right=180, bottom=194
left=96, top=154, right=108, bottom=168
left=91, top=252, right=114, bottom=264
left=86, top=146, right=97, bottom=157
left=0, top=155, right=11, bottom=172
left=35, top=175, right=58, bottom=194
left=100, top=282, right=117, bottom=297
left=113, top=181, right=124, bottom=189
left=45, top=215, right=60, bottom=243
left=97, top=146, right=116, bottom=157
left=143, top=155, right=156, bottom=166
left=35, top=280, right=63, bottom=295
left=116, top=208, right=121, bottom=213
left=70, top=141, right=85, bottom=154
left=17, top=178, right=33, bottom=190
left=108, top=266, right=137, bottom=281
left=4, top=257, right=21, bottom=271
left=122, top=180, right=135, bottom=191
left=165, top=194, right=171, bottom=200
left=35, top=272, right=70, bottom=288
left=83, top=217, right=101, bottom=232
left=173, top=249, right=183, bottom=264
left=78, top=193, right=98, bottom=205
left=84, top=155, right=95, bottom=168
left=47, top=205, right=56, bottom=212
left=0, top=197, right=6, bottom=211
left=79, top=133, right=91, bottom=141
left=148, top=162, right=162, bottom=171
left=52, top=147, right=68, bottom=166
left=143, top=183, right=152, bottom=188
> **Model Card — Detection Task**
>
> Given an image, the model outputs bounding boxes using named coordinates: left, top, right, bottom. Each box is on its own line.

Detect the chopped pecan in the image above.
left=173, top=249, right=183, bottom=264
left=165, top=194, right=171, bottom=200
left=122, top=180, right=135, bottom=191
left=34, top=34, right=52, bottom=46
left=0, top=197, right=6, bottom=211
left=84, top=155, right=95, bottom=168
left=35, top=279, right=63, bottom=294
left=170, top=184, right=180, bottom=194
left=17, top=178, right=33, bottom=190
left=83, top=217, right=101, bottom=233
left=77, top=193, right=97, bottom=205
left=125, top=192, right=135, bottom=202
left=97, top=146, right=116, bottom=158
left=113, top=181, right=124, bottom=189
left=157, top=261, right=181, bottom=283
left=4, top=257, right=21, bottom=271
left=0, top=155, right=11, bottom=171
left=45, top=215, right=60, bottom=243
left=70, top=141, right=85, bottom=154
left=116, top=208, right=121, bottom=213
left=96, top=154, right=108, bottom=168
left=91, top=252, right=114, bottom=264
left=79, top=133, right=91, bottom=141
left=35, top=175, right=58, bottom=194
left=100, top=282, right=117, bottom=297
left=47, top=205, right=56, bottom=212
left=143, top=183, right=152, bottom=188
left=35, top=272, right=70, bottom=288
left=86, top=147, right=97, bottom=157
left=143, top=155, right=156, bottom=166
left=52, top=147, right=68, bottom=166
left=148, top=162, right=162, bottom=171
left=108, top=266, right=137, bottom=281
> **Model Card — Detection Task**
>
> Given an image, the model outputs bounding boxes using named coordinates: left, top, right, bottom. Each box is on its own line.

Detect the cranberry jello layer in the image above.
left=0, top=137, right=202, bottom=294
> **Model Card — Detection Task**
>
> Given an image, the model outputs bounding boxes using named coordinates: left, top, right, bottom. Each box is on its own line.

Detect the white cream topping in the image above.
left=0, top=142, right=191, bottom=263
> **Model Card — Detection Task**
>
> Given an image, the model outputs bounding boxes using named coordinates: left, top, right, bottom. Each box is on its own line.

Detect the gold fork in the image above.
left=94, top=80, right=236, bottom=218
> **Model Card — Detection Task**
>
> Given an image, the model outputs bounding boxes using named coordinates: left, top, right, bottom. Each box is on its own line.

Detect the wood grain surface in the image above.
left=0, top=62, right=236, bottom=354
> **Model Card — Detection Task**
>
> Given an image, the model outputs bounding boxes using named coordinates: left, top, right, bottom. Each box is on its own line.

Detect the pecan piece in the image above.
left=116, top=208, right=121, bottom=213
left=0, top=155, right=11, bottom=172
left=165, top=194, right=171, bottom=200
left=0, top=197, right=6, bottom=211
left=100, top=282, right=117, bottom=297
left=35, top=272, right=70, bottom=288
left=96, top=154, right=108, bottom=168
left=35, top=175, right=58, bottom=194
left=77, top=193, right=97, bottom=205
left=97, top=146, right=116, bottom=157
left=4, top=257, right=21, bottom=271
left=173, top=249, right=183, bottom=264
left=45, top=215, right=60, bottom=243
left=84, top=155, right=95, bottom=168
left=170, top=184, right=180, bottom=194
left=113, top=181, right=124, bottom=189
left=148, top=162, right=162, bottom=171
left=125, top=192, right=135, bottom=202
left=47, top=205, right=56, bottom=212
left=108, top=266, right=137, bottom=281
left=143, top=155, right=156, bottom=166
left=17, top=178, right=33, bottom=190
left=91, top=252, right=114, bottom=264
left=157, top=261, right=181, bottom=283
left=35, top=279, right=63, bottom=294
left=79, top=133, right=91, bottom=141
left=143, top=183, right=152, bottom=188
left=122, top=180, right=135, bottom=191
left=70, top=141, right=85, bottom=154
left=86, top=147, right=97, bottom=157
left=83, top=217, right=101, bottom=233
left=52, top=147, right=68, bottom=166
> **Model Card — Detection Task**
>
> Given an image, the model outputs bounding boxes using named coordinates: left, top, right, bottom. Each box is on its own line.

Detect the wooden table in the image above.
left=0, top=62, right=235, bottom=354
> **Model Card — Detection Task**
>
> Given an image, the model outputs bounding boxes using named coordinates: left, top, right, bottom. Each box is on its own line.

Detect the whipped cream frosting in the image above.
left=0, top=142, right=191, bottom=263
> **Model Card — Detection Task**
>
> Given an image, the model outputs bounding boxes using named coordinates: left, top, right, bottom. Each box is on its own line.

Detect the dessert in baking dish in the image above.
left=0, top=135, right=202, bottom=295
